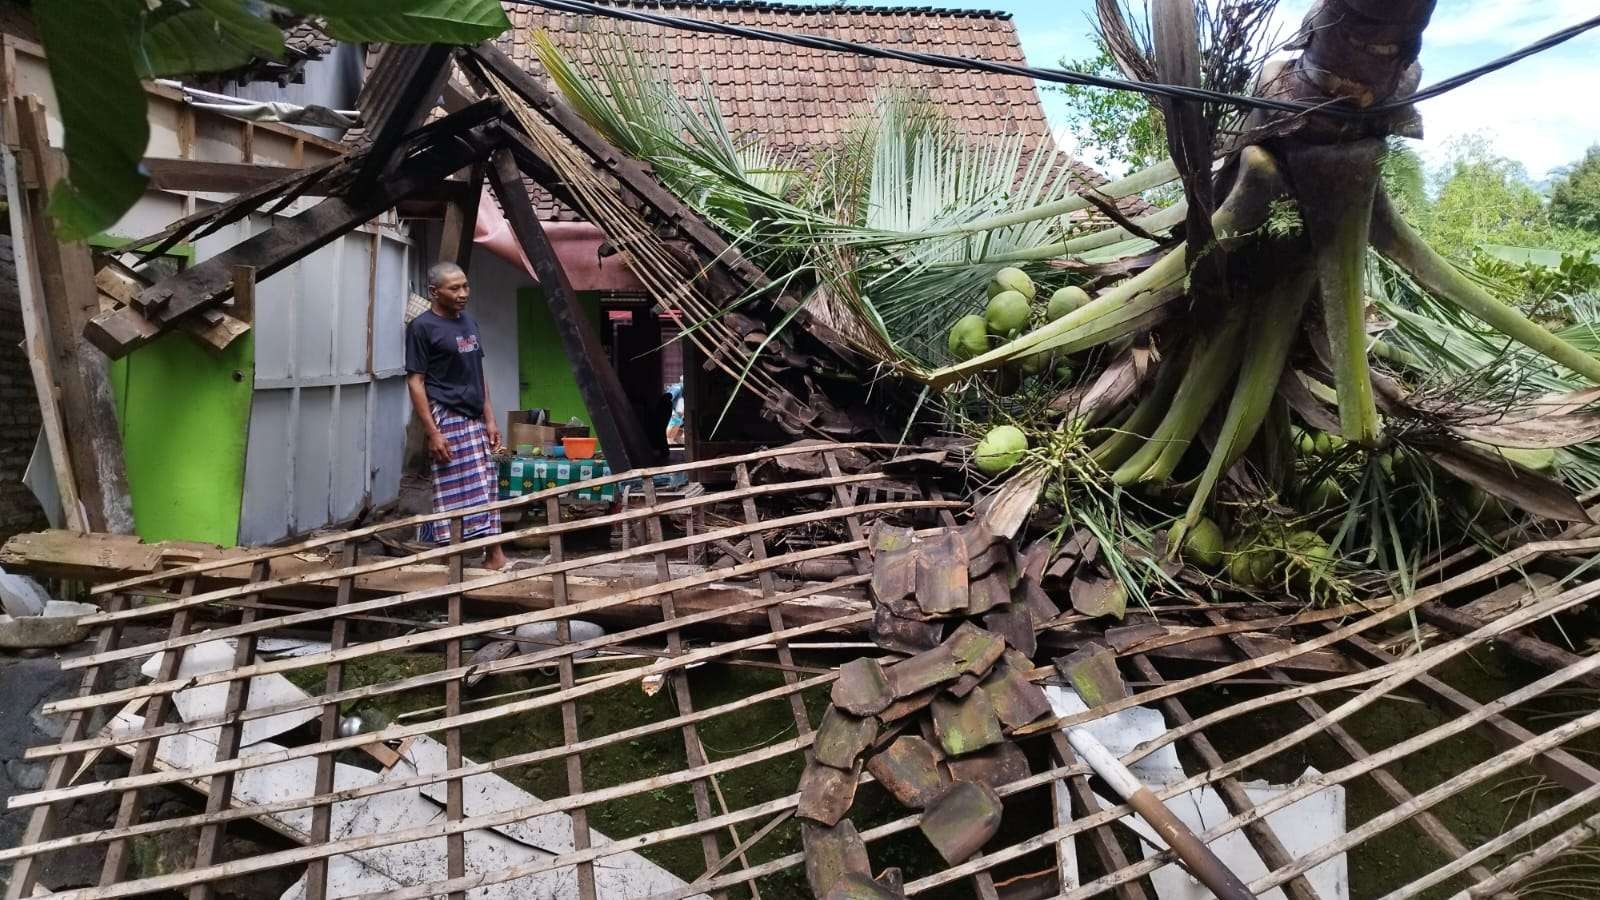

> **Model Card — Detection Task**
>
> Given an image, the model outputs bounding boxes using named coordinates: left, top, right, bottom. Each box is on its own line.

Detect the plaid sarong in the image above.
left=424, top=403, right=501, bottom=543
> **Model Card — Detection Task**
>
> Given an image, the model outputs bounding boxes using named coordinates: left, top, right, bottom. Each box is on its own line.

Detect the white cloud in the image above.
left=1411, top=50, right=1600, bottom=181
left=1423, top=1, right=1598, bottom=48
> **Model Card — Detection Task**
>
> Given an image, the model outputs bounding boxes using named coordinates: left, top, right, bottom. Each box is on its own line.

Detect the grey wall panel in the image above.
left=294, top=241, right=341, bottom=380
left=331, top=383, right=369, bottom=522
left=291, top=388, right=335, bottom=531
left=237, top=389, right=293, bottom=546
left=336, top=234, right=373, bottom=376
left=370, top=378, right=408, bottom=506
left=373, top=233, right=410, bottom=373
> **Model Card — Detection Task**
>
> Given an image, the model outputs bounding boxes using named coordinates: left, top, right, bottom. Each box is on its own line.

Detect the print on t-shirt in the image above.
left=455, top=334, right=480, bottom=354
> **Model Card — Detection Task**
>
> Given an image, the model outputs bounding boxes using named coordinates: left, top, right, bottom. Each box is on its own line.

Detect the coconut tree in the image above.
left=536, top=0, right=1600, bottom=594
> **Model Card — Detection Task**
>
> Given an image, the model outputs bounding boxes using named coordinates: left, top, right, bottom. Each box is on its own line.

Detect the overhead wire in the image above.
left=503, top=0, right=1600, bottom=119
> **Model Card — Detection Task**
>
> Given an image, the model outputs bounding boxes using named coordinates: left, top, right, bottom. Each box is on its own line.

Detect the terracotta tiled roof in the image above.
left=498, top=1, right=1147, bottom=218
left=501, top=1, right=1055, bottom=154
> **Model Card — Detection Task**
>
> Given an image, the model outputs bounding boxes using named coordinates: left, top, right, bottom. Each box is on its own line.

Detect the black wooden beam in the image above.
left=87, top=123, right=502, bottom=358
left=485, top=147, right=654, bottom=471
left=142, top=157, right=473, bottom=202
left=438, top=163, right=484, bottom=272
left=463, top=45, right=860, bottom=362
left=352, top=44, right=456, bottom=187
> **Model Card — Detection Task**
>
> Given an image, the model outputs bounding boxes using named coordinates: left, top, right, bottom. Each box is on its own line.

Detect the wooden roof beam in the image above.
left=485, top=147, right=655, bottom=471
left=86, top=122, right=503, bottom=358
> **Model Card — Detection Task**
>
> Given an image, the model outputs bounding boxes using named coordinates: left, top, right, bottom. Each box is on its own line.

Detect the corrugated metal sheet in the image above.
left=228, top=216, right=415, bottom=545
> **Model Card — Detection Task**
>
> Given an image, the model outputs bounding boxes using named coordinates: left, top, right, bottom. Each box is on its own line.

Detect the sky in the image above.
left=823, top=0, right=1600, bottom=183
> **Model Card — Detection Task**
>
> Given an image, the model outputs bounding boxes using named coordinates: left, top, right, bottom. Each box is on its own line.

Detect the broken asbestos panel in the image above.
left=831, top=657, right=894, bottom=716
left=864, top=736, right=946, bottom=809
left=919, top=780, right=1003, bottom=865
left=798, top=756, right=862, bottom=826
left=814, top=705, right=880, bottom=769
left=137, top=639, right=321, bottom=746
left=802, top=819, right=871, bottom=898
left=930, top=690, right=1003, bottom=757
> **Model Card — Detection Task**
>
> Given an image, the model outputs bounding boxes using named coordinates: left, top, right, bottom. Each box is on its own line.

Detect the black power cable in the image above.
left=503, top=0, right=1600, bottom=120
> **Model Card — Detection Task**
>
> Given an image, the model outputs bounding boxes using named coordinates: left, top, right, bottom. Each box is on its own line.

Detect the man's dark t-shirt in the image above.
left=406, top=309, right=486, bottom=419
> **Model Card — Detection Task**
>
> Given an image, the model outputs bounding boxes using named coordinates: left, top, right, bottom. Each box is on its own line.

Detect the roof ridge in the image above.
left=533, top=1, right=1015, bottom=21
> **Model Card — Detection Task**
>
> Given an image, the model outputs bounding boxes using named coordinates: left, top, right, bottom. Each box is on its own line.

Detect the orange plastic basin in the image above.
left=562, top=436, right=598, bottom=459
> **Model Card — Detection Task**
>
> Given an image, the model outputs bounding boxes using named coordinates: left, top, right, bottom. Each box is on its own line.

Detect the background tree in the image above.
left=1550, top=145, right=1600, bottom=234
left=1046, top=39, right=1167, bottom=174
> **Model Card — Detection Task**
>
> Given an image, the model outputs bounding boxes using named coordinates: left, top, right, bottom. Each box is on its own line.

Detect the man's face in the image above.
left=431, top=271, right=470, bottom=314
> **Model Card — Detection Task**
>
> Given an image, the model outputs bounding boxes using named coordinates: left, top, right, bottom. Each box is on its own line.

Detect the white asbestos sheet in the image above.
left=1041, top=687, right=1348, bottom=900
left=278, top=734, right=706, bottom=899
left=1117, top=770, right=1348, bottom=900
left=137, top=638, right=322, bottom=746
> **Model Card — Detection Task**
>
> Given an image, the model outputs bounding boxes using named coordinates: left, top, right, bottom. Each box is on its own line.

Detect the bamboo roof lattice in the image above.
left=3, top=442, right=1599, bottom=899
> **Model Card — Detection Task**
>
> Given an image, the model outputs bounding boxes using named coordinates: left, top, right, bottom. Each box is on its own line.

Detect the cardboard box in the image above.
left=508, top=422, right=558, bottom=449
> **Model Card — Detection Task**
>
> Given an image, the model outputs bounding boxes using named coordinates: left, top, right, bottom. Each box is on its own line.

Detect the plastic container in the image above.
left=562, top=436, right=598, bottom=459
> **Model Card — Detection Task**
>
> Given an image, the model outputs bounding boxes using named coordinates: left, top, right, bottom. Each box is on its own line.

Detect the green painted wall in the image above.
left=516, top=286, right=599, bottom=426
left=110, top=325, right=254, bottom=547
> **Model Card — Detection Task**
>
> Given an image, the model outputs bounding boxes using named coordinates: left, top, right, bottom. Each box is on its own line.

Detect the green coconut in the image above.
left=1170, top=517, right=1224, bottom=569
left=1019, top=349, right=1054, bottom=376
left=1226, top=543, right=1280, bottom=587
left=1046, top=285, right=1091, bottom=322
left=987, top=266, right=1035, bottom=301
left=947, top=314, right=989, bottom=359
left=974, top=425, right=1029, bottom=475
left=1301, top=477, right=1343, bottom=513
left=1285, top=530, right=1334, bottom=585
left=1295, top=428, right=1317, bottom=456
left=985, top=290, right=1031, bottom=335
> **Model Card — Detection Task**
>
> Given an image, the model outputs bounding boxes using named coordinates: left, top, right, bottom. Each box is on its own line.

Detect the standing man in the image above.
left=406, top=261, right=509, bottom=570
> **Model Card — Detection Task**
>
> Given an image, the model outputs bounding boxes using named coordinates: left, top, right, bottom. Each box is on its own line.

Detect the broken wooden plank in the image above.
left=15, top=96, right=132, bottom=531
left=89, top=116, right=501, bottom=357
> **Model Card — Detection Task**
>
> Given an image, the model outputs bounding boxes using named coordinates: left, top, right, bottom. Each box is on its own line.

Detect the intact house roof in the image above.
left=497, top=0, right=1153, bottom=219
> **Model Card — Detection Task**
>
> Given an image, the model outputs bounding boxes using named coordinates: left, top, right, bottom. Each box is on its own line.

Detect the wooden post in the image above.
left=437, top=163, right=483, bottom=272
left=484, top=148, right=653, bottom=471
left=2, top=144, right=84, bottom=531
left=14, top=96, right=132, bottom=532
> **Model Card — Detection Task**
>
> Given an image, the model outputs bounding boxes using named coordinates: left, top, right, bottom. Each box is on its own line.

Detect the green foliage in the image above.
left=1420, top=136, right=1552, bottom=258
left=1045, top=40, right=1167, bottom=174
left=27, top=0, right=511, bottom=240
left=1550, top=144, right=1600, bottom=233
left=1380, top=138, right=1426, bottom=218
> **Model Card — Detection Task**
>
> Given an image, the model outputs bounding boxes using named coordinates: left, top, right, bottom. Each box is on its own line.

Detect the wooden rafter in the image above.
left=485, top=146, right=655, bottom=470
left=88, top=119, right=503, bottom=357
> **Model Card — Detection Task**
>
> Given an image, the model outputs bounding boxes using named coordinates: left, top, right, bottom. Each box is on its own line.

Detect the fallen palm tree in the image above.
left=535, top=0, right=1600, bottom=604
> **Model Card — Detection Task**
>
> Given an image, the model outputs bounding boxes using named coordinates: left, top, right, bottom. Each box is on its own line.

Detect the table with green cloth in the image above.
left=496, top=455, right=615, bottom=502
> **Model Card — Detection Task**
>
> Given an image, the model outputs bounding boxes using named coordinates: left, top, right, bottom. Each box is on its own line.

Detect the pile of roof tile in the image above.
left=797, top=521, right=1062, bottom=898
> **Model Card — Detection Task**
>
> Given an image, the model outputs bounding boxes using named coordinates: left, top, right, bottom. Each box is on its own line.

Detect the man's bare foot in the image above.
left=485, top=546, right=510, bottom=571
